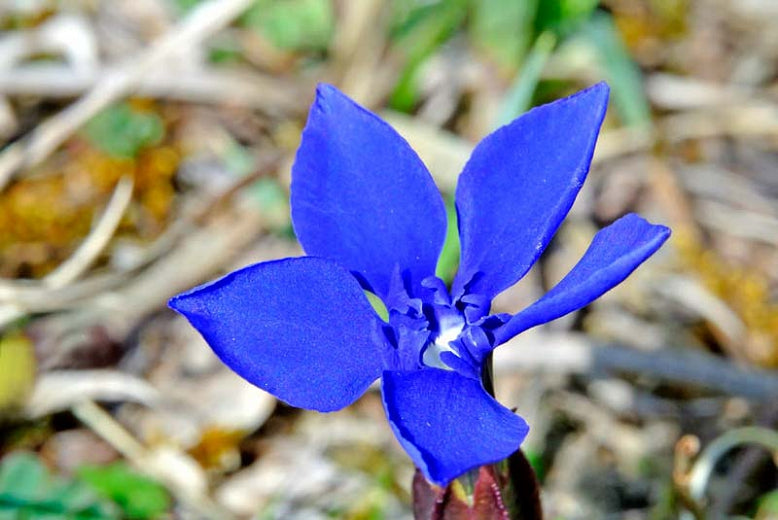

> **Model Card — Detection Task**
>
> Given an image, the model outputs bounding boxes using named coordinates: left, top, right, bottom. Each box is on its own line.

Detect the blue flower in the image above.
left=169, top=83, right=670, bottom=486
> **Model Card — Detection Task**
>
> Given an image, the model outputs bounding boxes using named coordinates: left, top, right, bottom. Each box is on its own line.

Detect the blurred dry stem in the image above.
left=72, top=399, right=234, bottom=520
left=332, top=0, right=393, bottom=106
left=0, top=0, right=254, bottom=190
left=0, top=152, right=281, bottom=338
left=0, top=65, right=303, bottom=111
left=26, top=369, right=160, bottom=418
left=43, top=175, right=134, bottom=289
left=0, top=177, right=133, bottom=329
left=496, top=332, right=778, bottom=401
left=674, top=427, right=778, bottom=520
left=687, top=427, right=778, bottom=506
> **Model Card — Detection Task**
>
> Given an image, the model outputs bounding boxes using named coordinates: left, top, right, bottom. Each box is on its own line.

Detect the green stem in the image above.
left=496, top=31, right=557, bottom=129
left=481, top=352, right=496, bottom=397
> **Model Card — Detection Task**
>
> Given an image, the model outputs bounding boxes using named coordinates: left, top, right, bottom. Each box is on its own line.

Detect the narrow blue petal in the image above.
left=291, top=84, right=447, bottom=300
left=382, top=369, right=528, bottom=486
left=168, top=257, right=386, bottom=412
left=438, top=351, right=479, bottom=379
left=494, top=214, right=670, bottom=345
left=453, top=83, right=610, bottom=301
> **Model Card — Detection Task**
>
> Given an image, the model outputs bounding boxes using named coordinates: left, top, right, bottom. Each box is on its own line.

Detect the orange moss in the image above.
left=0, top=133, right=180, bottom=278
left=187, top=427, right=245, bottom=472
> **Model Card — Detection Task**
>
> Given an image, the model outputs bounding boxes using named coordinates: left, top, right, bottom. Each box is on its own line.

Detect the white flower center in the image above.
left=422, top=321, right=464, bottom=370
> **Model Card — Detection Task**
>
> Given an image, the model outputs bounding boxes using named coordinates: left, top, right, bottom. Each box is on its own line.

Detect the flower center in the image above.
left=421, top=315, right=464, bottom=370
left=382, top=273, right=492, bottom=374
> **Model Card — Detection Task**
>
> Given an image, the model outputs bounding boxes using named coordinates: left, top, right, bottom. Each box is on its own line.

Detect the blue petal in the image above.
left=494, top=214, right=670, bottom=345
left=291, top=84, right=447, bottom=300
left=382, top=369, right=528, bottom=486
left=453, top=83, right=610, bottom=301
left=168, top=257, right=386, bottom=412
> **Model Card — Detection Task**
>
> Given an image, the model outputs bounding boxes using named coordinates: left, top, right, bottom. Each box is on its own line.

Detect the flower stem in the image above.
left=482, top=353, right=544, bottom=519
left=482, top=352, right=496, bottom=397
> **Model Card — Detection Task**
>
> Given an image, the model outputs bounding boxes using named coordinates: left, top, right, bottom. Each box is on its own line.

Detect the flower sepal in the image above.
left=411, top=451, right=542, bottom=520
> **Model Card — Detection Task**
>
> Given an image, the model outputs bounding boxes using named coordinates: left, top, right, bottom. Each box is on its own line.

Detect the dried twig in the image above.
left=0, top=65, right=303, bottom=113
left=33, top=205, right=267, bottom=368
left=72, top=399, right=234, bottom=520
left=45, top=176, right=134, bottom=289
left=0, top=273, right=126, bottom=312
left=26, top=369, right=160, bottom=417
left=495, top=331, right=778, bottom=401
left=331, top=0, right=394, bottom=106
left=385, top=101, right=778, bottom=193
left=0, top=154, right=282, bottom=334
left=695, top=199, right=778, bottom=246
left=680, top=427, right=778, bottom=520
left=0, top=0, right=254, bottom=190
left=687, top=427, right=778, bottom=501
left=0, top=13, right=98, bottom=71
left=654, top=276, right=747, bottom=359
left=645, top=73, right=754, bottom=110
left=646, top=159, right=703, bottom=243
left=0, top=177, right=133, bottom=330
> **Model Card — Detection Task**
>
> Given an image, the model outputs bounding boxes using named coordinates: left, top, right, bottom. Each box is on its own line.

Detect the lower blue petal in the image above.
left=494, top=213, right=670, bottom=345
left=381, top=369, right=528, bottom=486
left=169, top=257, right=386, bottom=412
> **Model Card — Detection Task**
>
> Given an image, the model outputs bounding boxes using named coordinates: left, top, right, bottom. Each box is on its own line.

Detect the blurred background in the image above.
left=0, top=0, right=777, bottom=518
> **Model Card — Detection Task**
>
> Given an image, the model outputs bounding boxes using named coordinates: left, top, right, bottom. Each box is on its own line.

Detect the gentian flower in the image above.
left=169, top=82, right=670, bottom=486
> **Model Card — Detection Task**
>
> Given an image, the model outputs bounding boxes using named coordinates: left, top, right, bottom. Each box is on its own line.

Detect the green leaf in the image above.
left=223, top=138, right=256, bottom=177
left=522, top=448, right=545, bottom=483
left=496, top=31, right=557, bottom=128
left=579, top=12, right=651, bottom=128
left=246, top=178, right=290, bottom=231
left=172, top=0, right=202, bottom=13
left=435, top=195, right=460, bottom=285
left=208, top=39, right=243, bottom=64
left=0, top=452, right=117, bottom=520
left=0, top=452, right=46, bottom=495
left=365, top=292, right=389, bottom=322
left=0, top=331, right=36, bottom=413
left=757, top=490, right=778, bottom=517
left=84, top=103, right=164, bottom=158
left=534, top=0, right=599, bottom=37
left=77, top=463, right=170, bottom=520
left=240, top=0, right=334, bottom=51
left=389, top=0, right=468, bottom=112
left=468, top=0, right=537, bottom=74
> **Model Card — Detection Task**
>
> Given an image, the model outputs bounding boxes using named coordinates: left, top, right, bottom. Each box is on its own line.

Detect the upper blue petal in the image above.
left=382, top=368, right=528, bottom=486
left=291, top=84, right=447, bottom=300
left=168, top=257, right=386, bottom=412
left=494, top=213, right=670, bottom=345
left=453, top=83, right=610, bottom=301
